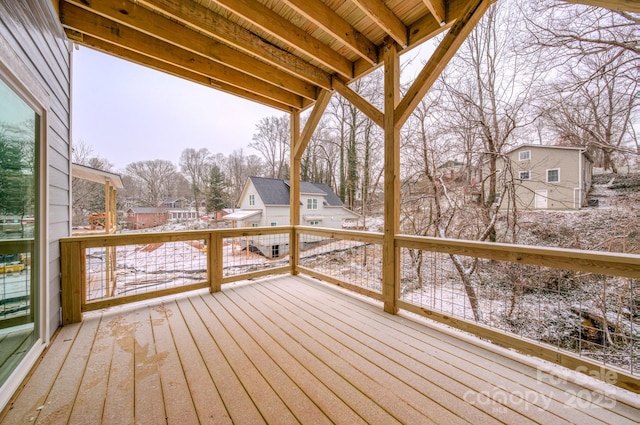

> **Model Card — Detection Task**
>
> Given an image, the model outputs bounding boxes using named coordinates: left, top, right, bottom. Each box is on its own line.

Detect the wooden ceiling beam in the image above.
left=61, top=0, right=316, bottom=102
left=210, top=0, right=354, bottom=79
left=350, top=0, right=408, bottom=47
left=332, top=77, right=384, bottom=128
left=395, top=0, right=492, bottom=127
left=294, top=89, right=333, bottom=161
left=61, top=5, right=305, bottom=109
left=65, top=30, right=295, bottom=112
left=280, top=0, right=378, bottom=65
left=422, top=0, right=446, bottom=24
left=138, top=0, right=329, bottom=93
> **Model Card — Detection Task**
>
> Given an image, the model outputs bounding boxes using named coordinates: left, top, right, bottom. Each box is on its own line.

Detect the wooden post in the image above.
left=210, top=231, right=222, bottom=292
left=290, top=110, right=301, bottom=275
left=382, top=41, right=400, bottom=314
left=61, top=240, right=84, bottom=324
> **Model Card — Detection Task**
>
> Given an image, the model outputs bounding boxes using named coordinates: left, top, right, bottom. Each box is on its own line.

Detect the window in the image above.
left=547, top=169, right=560, bottom=183
left=307, top=198, right=318, bottom=210
left=0, top=75, right=41, bottom=388
left=270, top=222, right=277, bottom=226
left=309, top=220, right=319, bottom=225
left=519, top=150, right=531, bottom=161
left=519, top=171, right=530, bottom=180
left=251, top=223, right=258, bottom=227
left=272, top=245, right=280, bottom=257
left=249, top=194, right=255, bottom=206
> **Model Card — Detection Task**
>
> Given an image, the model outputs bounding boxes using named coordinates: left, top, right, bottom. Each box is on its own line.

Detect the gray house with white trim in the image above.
left=495, top=145, right=594, bottom=210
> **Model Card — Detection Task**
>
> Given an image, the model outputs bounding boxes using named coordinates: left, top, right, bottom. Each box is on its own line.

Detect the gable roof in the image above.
left=248, top=176, right=344, bottom=207
left=127, top=207, right=167, bottom=214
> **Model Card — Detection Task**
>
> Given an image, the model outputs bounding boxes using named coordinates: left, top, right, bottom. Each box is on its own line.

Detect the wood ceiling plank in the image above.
left=65, top=31, right=294, bottom=111
left=422, top=0, right=446, bottom=24
left=211, top=0, right=354, bottom=78
left=61, top=4, right=304, bottom=109
left=138, top=0, right=328, bottom=95
left=280, top=0, right=378, bottom=65
left=332, top=76, right=384, bottom=128
left=61, top=0, right=315, bottom=102
left=350, top=0, right=408, bottom=47
left=395, top=0, right=492, bottom=127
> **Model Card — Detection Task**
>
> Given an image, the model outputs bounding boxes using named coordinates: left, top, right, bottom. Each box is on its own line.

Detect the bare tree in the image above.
left=125, top=159, right=178, bottom=207
left=179, top=148, right=212, bottom=216
left=250, top=115, right=289, bottom=179
left=225, top=149, right=263, bottom=205
left=523, top=1, right=639, bottom=168
left=71, top=141, right=114, bottom=226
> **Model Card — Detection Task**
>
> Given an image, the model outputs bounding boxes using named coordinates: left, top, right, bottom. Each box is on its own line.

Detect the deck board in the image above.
left=1, top=275, right=638, bottom=424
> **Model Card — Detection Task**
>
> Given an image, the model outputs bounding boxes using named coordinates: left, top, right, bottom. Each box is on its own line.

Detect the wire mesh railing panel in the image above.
left=299, top=234, right=383, bottom=294
left=222, top=232, right=291, bottom=278
left=85, top=240, right=207, bottom=302
left=399, top=247, right=639, bottom=375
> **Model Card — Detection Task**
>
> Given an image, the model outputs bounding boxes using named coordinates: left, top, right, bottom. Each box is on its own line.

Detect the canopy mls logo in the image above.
left=462, top=366, right=618, bottom=415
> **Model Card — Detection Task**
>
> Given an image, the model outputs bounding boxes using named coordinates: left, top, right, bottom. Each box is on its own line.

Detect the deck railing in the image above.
left=60, top=226, right=640, bottom=392
left=60, top=227, right=292, bottom=323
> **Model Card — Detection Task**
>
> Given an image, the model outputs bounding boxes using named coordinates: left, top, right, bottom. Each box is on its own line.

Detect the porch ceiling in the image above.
left=53, top=0, right=639, bottom=113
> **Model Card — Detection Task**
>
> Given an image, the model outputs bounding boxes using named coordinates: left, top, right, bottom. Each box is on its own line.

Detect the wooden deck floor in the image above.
left=1, top=275, right=638, bottom=424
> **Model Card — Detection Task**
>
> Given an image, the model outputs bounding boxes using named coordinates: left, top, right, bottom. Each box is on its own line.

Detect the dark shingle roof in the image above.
left=249, top=176, right=344, bottom=207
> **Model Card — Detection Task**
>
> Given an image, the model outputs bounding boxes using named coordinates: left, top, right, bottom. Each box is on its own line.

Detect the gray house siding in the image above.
left=0, top=1, right=71, bottom=339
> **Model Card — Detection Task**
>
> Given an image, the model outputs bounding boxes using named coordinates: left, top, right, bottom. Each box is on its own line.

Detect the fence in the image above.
left=60, top=227, right=292, bottom=323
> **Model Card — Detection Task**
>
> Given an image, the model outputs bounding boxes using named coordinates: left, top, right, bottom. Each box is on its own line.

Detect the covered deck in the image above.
left=2, top=275, right=637, bottom=424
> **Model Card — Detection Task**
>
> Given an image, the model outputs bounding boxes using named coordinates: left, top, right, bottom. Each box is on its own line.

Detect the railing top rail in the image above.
left=395, top=234, right=640, bottom=278
left=296, top=226, right=383, bottom=244
left=60, top=226, right=294, bottom=248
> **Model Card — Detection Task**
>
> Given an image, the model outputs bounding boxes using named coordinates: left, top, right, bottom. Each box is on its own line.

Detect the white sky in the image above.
left=71, top=44, right=434, bottom=173
left=72, top=47, right=277, bottom=171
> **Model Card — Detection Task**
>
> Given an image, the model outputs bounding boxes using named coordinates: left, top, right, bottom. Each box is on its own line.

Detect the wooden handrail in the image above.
left=395, top=234, right=640, bottom=279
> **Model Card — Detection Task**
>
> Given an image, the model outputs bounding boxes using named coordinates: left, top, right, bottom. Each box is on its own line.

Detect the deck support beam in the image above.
left=290, top=110, right=301, bottom=275
left=290, top=89, right=332, bottom=274
left=382, top=41, right=400, bottom=315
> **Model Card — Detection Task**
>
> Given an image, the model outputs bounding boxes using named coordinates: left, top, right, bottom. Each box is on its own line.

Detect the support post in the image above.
left=382, top=41, right=400, bottom=314
left=210, top=231, right=222, bottom=292
left=290, top=109, right=301, bottom=275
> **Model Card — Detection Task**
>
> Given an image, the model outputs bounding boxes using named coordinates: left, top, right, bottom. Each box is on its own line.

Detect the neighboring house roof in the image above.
left=127, top=207, right=167, bottom=214
left=247, top=176, right=345, bottom=207
left=437, top=160, right=464, bottom=169
left=72, top=163, right=124, bottom=189
left=505, top=144, right=594, bottom=162
left=224, top=210, right=262, bottom=220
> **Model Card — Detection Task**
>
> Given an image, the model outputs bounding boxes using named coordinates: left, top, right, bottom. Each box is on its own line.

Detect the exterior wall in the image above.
left=499, top=147, right=587, bottom=210
left=126, top=211, right=169, bottom=229
left=263, top=205, right=290, bottom=227
left=0, top=0, right=71, bottom=409
left=0, top=0, right=71, bottom=339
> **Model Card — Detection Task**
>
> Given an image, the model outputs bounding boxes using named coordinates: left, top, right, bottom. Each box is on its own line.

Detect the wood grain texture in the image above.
left=4, top=276, right=636, bottom=424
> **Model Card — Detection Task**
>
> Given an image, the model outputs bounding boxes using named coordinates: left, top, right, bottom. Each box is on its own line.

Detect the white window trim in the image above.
left=0, top=42, right=51, bottom=410
left=519, top=150, right=531, bottom=161
left=546, top=168, right=560, bottom=183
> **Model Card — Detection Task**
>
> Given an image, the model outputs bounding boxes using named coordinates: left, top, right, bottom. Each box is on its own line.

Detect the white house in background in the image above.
left=493, top=145, right=593, bottom=210
left=225, top=176, right=359, bottom=257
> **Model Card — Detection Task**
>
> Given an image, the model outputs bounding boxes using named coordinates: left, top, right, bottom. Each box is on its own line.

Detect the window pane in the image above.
left=0, top=77, right=39, bottom=387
